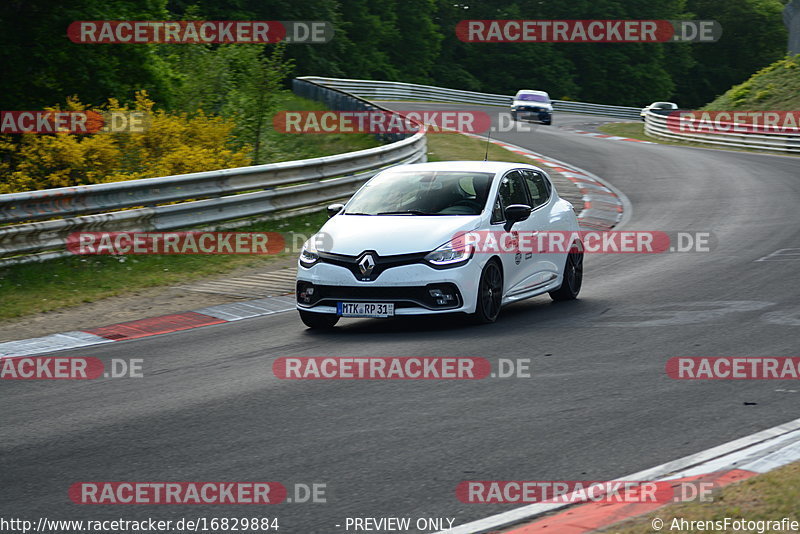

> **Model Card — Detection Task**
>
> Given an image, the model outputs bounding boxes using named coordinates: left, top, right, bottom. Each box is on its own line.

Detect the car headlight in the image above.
left=425, top=240, right=474, bottom=268
left=299, top=237, right=320, bottom=267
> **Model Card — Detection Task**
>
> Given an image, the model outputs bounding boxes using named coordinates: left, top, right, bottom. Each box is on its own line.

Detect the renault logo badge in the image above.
left=358, top=254, right=376, bottom=276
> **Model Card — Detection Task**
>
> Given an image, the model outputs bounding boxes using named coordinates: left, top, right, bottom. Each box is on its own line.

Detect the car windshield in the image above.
left=345, top=170, right=493, bottom=216
left=517, top=94, right=549, bottom=103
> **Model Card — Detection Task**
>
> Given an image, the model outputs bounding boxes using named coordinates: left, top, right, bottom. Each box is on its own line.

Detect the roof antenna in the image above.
left=483, top=128, right=492, bottom=162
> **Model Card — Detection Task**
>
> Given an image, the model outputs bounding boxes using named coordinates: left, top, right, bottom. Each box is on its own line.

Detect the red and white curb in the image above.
left=462, top=132, right=631, bottom=231
left=567, top=129, right=655, bottom=145
left=0, top=296, right=295, bottom=359
left=436, top=417, right=800, bottom=534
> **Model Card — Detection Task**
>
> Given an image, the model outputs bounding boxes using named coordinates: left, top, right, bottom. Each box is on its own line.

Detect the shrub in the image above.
left=0, top=92, right=252, bottom=194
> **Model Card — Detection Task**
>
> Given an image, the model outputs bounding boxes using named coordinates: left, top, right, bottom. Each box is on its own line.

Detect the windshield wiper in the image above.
left=376, top=210, right=436, bottom=216
left=343, top=212, right=374, bottom=216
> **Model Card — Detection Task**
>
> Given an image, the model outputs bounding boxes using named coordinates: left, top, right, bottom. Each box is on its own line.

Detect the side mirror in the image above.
left=327, top=203, right=345, bottom=218
left=504, top=204, right=532, bottom=231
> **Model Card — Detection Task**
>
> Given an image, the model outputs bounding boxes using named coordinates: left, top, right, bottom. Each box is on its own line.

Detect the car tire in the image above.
left=471, top=260, right=503, bottom=324
left=511, top=111, right=517, bottom=121
left=299, top=310, right=340, bottom=329
left=549, top=244, right=583, bottom=301
left=542, top=119, right=552, bottom=125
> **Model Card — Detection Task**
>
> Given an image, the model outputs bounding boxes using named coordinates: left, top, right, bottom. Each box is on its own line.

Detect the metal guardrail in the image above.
left=0, top=79, right=426, bottom=264
left=644, top=110, right=800, bottom=153
left=297, top=76, right=643, bottom=120
left=21, top=75, right=793, bottom=264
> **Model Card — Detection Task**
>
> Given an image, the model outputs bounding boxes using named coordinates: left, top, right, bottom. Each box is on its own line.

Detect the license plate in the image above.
left=337, top=302, right=395, bottom=318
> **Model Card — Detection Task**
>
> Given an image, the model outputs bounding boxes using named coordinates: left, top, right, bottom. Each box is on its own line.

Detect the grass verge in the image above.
left=426, top=132, right=534, bottom=164
left=599, top=460, right=800, bottom=533
left=703, top=55, right=800, bottom=112
left=261, top=93, right=379, bottom=162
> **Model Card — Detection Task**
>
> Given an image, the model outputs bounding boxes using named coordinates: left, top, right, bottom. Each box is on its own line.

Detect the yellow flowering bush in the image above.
left=0, top=92, right=252, bottom=194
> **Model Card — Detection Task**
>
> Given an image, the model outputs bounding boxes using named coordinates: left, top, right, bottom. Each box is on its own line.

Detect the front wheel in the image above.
left=299, top=310, right=340, bottom=329
left=549, top=246, right=583, bottom=301
left=471, top=261, right=503, bottom=323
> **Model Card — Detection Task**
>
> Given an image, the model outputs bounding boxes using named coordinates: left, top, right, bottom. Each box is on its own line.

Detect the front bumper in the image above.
left=513, top=108, right=552, bottom=122
left=296, top=261, right=482, bottom=316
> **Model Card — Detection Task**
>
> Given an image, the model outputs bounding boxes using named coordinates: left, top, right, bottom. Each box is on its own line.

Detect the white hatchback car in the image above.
left=296, top=161, right=583, bottom=329
left=511, top=90, right=553, bottom=125
left=640, top=101, right=678, bottom=119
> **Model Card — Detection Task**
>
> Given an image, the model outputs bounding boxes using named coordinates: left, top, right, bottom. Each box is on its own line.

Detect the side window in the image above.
left=522, top=170, right=552, bottom=208
left=492, top=171, right=529, bottom=223
left=499, top=171, right=529, bottom=207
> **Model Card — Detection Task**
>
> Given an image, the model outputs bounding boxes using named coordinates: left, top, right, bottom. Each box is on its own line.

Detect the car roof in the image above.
left=382, top=160, right=546, bottom=175
left=515, top=89, right=549, bottom=96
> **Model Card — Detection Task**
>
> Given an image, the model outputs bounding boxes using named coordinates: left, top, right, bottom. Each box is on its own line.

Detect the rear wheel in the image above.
left=471, top=261, right=503, bottom=323
left=511, top=110, right=517, bottom=121
left=299, top=310, right=340, bottom=329
left=549, top=245, right=583, bottom=301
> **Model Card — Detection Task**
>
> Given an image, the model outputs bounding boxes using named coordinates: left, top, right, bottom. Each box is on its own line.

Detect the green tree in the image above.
left=160, top=42, right=295, bottom=163
left=680, top=0, right=789, bottom=107
left=0, top=0, right=171, bottom=109
left=430, top=0, right=483, bottom=91
left=387, top=0, right=443, bottom=84
left=222, top=44, right=295, bottom=163
left=165, top=0, right=353, bottom=78
left=543, top=0, right=690, bottom=105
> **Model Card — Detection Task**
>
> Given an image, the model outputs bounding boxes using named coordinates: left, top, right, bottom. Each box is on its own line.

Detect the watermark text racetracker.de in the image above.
left=667, top=357, right=800, bottom=379
left=70, top=482, right=298, bottom=504
left=67, top=232, right=285, bottom=255
left=67, top=21, right=334, bottom=44
left=458, top=480, right=718, bottom=504
left=273, top=110, right=549, bottom=135
left=65, top=231, right=715, bottom=256
left=453, top=230, right=716, bottom=254
left=68, top=231, right=322, bottom=256
left=0, top=357, right=142, bottom=380
left=273, top=357, right=532, bottom=379
left=457, top=19, right=722, bottom=43
left=274, top=110, right=484, bottom=134
left=67, top=480, right=325, bottom=506
left=67, top=231, right=334, bottom=256
left=667, top=110, right=800, bottom=135
left=1, top=111, right=150, bottom=134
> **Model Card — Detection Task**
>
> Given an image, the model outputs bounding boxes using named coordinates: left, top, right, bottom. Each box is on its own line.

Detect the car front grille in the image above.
left=318, top=250, right=428, bottom=282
